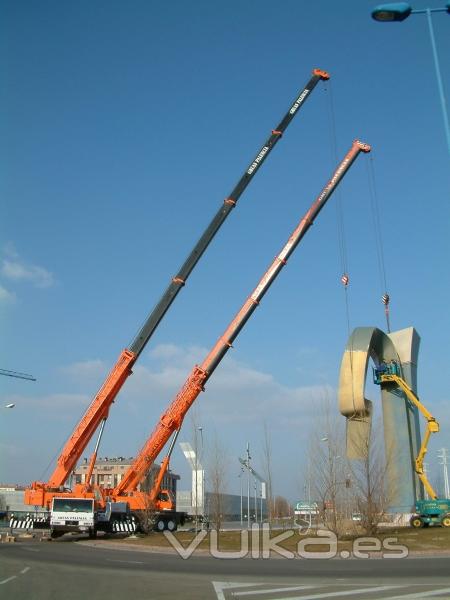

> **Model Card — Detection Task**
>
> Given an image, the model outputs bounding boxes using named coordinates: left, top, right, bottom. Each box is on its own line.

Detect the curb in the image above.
left=77, top=539, right=450, bottom=560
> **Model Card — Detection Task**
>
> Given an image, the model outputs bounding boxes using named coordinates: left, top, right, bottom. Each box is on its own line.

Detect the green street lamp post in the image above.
left=372, top=2, right=450, bottom=159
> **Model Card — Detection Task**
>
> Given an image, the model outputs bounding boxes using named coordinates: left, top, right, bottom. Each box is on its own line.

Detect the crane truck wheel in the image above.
left=410, top=516, right=424, bottom=529
left=50, top=530, right=64, bottom=539
left=442, top=516, right=450, bottom=528
left=156, top=519, right=166, bottom=532
left=166, top=520, right=176, bottom=532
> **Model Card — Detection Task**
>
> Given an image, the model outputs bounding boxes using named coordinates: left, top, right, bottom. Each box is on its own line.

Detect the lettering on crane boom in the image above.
left=289, top=89, right=310, bottom=115
left=247, top=146, right=270, bottom=175
left=316, top=157, right=350, bottom=204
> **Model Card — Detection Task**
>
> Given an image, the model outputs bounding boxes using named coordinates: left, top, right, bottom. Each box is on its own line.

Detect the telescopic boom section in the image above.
left=114, top=139, right=371, bottom=495
left=130, top=68, right=330, bottom=358
left=27, top=69, right=328, bottom=495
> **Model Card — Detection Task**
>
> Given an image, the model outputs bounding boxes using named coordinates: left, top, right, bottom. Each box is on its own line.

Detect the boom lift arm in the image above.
left=374, top=362, right=440, bottom=500
left=26, top=69, right=329, bottom=505
left=113, top=139, right=371, bottom=499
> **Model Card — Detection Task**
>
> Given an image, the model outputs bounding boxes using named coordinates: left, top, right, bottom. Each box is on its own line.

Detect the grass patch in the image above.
left=99, top=526, right=450, bottom=555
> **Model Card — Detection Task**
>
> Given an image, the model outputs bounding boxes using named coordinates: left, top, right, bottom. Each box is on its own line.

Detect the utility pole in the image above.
left=194, top=429, right=198, bottom=532
left=246, top=443, right=251, bottom=529
left=438, top=448, right=450, bottom=498
left=239, top=468, right=244, bottom=527
left=239, top=452, right=267, bottom=525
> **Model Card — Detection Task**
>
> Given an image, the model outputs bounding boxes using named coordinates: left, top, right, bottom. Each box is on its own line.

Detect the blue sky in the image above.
left=1, top=0, right=449, bottom=501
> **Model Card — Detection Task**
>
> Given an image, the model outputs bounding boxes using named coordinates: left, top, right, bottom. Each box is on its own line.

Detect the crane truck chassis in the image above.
left=47, top=496, right=183, bottom=537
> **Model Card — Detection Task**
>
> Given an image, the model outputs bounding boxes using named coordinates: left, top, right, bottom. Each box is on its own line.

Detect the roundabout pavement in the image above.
left=1, top=537, right=450, bottom=600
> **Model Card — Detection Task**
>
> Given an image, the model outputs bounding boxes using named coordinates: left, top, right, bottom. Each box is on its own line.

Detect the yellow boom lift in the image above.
left=374, top=362, right=450, bottom=527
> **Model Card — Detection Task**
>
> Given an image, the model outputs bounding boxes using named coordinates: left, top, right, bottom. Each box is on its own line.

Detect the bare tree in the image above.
left=307, top=394, right=347, bottom=534
left=304, top=392, right=399, bottom=536
left=346, top=418, right=394, bottom=535
left=272, top=495, right=291, bottom=518
left=261, top=420, right=274, bottom=523
left=207, top=433, right=228, bottom=531
left=138, top=493, right=158, bottom=534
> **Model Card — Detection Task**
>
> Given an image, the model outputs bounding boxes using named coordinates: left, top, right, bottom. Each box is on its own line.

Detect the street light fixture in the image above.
left=372, top=2, right=450, bottom=159
left=372, top=2, right=450, bottom=20
left=372, top=2, right=413, bottom=20
left=4, top=404, right=15, bottom=409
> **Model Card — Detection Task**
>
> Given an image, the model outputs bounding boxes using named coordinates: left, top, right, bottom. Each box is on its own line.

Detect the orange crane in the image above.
left=25, top=69, right=329, bottom=516
left=104, top=139, right=370, bottom=530
left=21, top=139, right=370, bottom=537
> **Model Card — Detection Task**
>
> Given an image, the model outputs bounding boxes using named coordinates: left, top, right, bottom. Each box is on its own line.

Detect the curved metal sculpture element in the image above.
left=338, top=327, right=422, bottom=513
left=339, top=327, right=401, bottom=456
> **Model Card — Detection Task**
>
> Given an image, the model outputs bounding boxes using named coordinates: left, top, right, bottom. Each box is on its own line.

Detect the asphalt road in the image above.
left=1, top=537, right=450, bottom=600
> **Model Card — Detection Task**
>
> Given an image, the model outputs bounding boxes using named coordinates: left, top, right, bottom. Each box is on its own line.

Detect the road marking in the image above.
left=384, top=588, right=450, bottom=599
left=106, top=559, right=144, bottom=565
left=0, top=565, right=31, bottom=586
left=0, top=576, right=17, bottom=585
left=213, top=582, right=264, bottom=600
left=214, top=581, right=450, bottom=600
left=276, top=585, right=401, bottom=600
left=235, top=585, right=314, bottom=596
left=21, top=547, right=39, bottom=552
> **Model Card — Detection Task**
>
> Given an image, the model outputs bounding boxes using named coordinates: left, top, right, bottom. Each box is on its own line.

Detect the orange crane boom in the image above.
left=113, top=140, right=371, bottom=497
left=25, top=69, right=329, bottom=508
